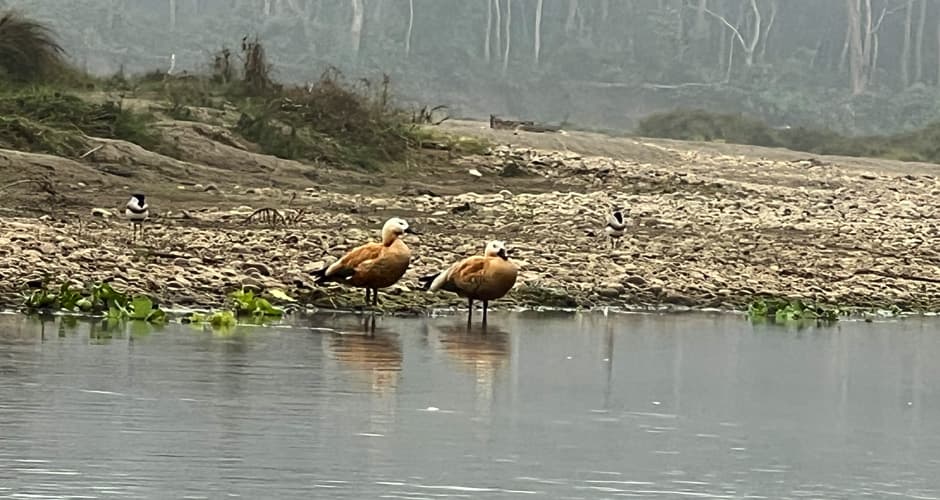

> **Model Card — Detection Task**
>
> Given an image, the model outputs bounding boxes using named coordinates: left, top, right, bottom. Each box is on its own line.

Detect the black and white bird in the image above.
left=605, top=209, right=626, bottom=248
left=125, top=194, right=149, bottom=240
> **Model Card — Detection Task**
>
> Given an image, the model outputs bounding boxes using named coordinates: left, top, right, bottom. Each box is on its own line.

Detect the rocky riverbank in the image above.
left=4, top=136, right=940, bottom=315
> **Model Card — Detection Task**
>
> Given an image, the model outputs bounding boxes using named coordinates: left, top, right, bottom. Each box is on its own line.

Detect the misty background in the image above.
left=3, top=0, right=940, bottom=135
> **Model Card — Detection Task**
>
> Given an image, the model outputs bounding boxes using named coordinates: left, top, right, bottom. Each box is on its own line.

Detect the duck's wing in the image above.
left=440, top=256, right=488, bottom=293
left=326, top=242, right=384, bottom=277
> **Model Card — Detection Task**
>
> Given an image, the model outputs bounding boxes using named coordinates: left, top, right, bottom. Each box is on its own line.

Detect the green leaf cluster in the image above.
left=21, top=280, right=166, bottom=324
left=747, top=298, right=844, bottom=325
left=228, top=287, right=286, bottom=318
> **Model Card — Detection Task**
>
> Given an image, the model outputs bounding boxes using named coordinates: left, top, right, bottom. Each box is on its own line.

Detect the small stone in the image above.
left=91, top=208, right=113, bottom=218
left=468, top=168, right=483, bottom=177
left=242, top=262, right=273, bottom=276
left=624, top=275, right=647, bottom=287
left=595, top=287, right=621, bottom=298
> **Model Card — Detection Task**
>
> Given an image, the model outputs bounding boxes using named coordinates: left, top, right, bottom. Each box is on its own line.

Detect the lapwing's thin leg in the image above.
left=482, top=300, right=489, bottom=326
left=364, top=287, right=371, bottom=306
left=372, top=288, right=379, bottom=306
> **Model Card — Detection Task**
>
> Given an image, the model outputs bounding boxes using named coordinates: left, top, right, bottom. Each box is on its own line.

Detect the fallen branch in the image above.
left=0, top=178, right=56, bottom=195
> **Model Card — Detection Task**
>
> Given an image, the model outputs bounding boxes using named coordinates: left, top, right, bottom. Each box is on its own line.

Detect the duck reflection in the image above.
left=323, top=314, right=403, bottom=395
left=432, top=322, right=511, bottom=431
left=323, top=314, right=402, bottom=452
left=435, top=323, right=510, bottom=373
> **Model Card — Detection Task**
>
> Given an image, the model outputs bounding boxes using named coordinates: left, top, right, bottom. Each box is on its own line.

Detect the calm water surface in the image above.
left=1, top=311, right=939, bottom=499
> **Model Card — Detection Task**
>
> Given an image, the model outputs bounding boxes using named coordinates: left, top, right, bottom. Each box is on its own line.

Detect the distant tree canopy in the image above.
left=0, top=11, right=64, bottom=82
left=5, top=0, right=940, bottom=135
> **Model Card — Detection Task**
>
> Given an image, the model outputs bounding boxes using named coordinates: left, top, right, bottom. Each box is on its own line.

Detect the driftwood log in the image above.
left=489, top=114, right=561, bottom=133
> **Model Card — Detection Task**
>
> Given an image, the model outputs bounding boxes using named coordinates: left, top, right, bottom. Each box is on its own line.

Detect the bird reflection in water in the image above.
left=432, top=322, right=510, bottom=433
left=323, top=313, right=402, bottom=443
left=325, top=314, right=402, bottom=394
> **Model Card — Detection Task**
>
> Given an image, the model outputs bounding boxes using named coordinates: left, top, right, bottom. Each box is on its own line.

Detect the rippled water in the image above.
left=1, top=311, right=939, bottom=499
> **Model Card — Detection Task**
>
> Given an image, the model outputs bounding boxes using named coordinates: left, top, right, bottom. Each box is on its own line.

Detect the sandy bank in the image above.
left=3, top=138, right=940, bottom=314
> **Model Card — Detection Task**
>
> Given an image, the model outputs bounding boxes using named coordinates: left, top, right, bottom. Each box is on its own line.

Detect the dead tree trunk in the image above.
left=703, top=0, right=761, bottom=67
left=502, top=0, right=512, bottom=76
left=565, top=0, right=578, bottom=35
left=846, top=0, right=867, bottom=95
left=494, top=0, right=502, bottom=59
left=902, top=0, right=913, bottom=88
left=758, top=0, right=777, bottom=64
left=350, top=0, right=363, bottom=57
left=405, top=0, right=414, bottom=56
left=485, top=0, right=492, bottom=62
left=534, top=0, right=543, bottom=65
left=936, top=13, right=940, bottom=84
left=914, top=0, right=927, bottom=82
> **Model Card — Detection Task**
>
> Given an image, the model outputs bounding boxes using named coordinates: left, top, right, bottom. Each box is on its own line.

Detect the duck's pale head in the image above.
left=485, top=240, right=509, bottom=260
left=382, top=217, right=415, bottom=239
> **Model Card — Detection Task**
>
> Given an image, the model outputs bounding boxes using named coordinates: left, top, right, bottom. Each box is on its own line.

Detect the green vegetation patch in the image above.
left=747, top=298, right=845, bottom=325
left=21, top=281, right=166, bottom=325
left=0, top=88, right=158, bottom=156
left=637, top=108, right=940, bottom=166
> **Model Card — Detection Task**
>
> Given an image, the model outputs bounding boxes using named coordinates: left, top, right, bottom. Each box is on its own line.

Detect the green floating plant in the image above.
left=747, top=298, right=845, bottom=325
left=20, top=280, right=166, bottom=324
left=229, top=288, right=286, bottom=318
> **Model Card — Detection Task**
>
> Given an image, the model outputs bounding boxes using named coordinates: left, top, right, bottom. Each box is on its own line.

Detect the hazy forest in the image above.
left=4, top=0, right=940, bottom=135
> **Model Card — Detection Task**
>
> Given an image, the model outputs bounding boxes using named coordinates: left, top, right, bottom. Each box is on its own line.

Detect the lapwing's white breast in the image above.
left=125, top=208, right=149, bottom=221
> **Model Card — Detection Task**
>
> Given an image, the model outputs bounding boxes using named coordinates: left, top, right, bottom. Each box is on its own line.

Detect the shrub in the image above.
left=0, top=11, right=65, bottom=83
left=637, top=108, right=940, bottom=166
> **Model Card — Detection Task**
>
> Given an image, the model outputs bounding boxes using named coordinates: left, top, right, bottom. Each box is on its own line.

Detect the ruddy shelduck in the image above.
left=419, top=240, right=518, bottom=325
left=313, top=217, right=416, bottom=306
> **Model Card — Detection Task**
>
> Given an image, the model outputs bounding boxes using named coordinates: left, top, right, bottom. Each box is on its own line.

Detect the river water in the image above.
left=0, top=311, right=938, bottom=499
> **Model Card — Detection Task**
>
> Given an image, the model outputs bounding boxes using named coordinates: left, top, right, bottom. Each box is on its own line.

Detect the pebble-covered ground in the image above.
left=3, top=144, right=940, bottom=314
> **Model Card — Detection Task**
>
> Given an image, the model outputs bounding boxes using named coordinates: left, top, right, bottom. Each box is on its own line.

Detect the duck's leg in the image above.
left=364, top=287, right=371, bottom=306
left=482, top=300, right=489, bottom=325
left=372, top=288, right=380, bottom=306
left=467, top=298, right=474, bottom=327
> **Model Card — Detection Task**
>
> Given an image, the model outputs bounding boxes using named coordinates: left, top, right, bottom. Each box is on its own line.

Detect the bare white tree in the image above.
left=405, top=0, right=414, bottom=56
left=502, top=0, right=512, bottom=75
left=350, top=0, right=364, bottom=57
left=914, top=0, right=926, bottom=82
left=494, top=0, right=502, bottom=59
left=484, top=0, right=492, bottom=62
left=534, top=0, right=543, bottom=65
left=703, top=0, right=761, bottom=67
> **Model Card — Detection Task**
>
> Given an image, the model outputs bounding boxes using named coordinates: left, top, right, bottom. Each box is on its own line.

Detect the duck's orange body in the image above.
left=313, top=218, right=414, bottom=306
left=419, top=241, right=518, bottom=324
